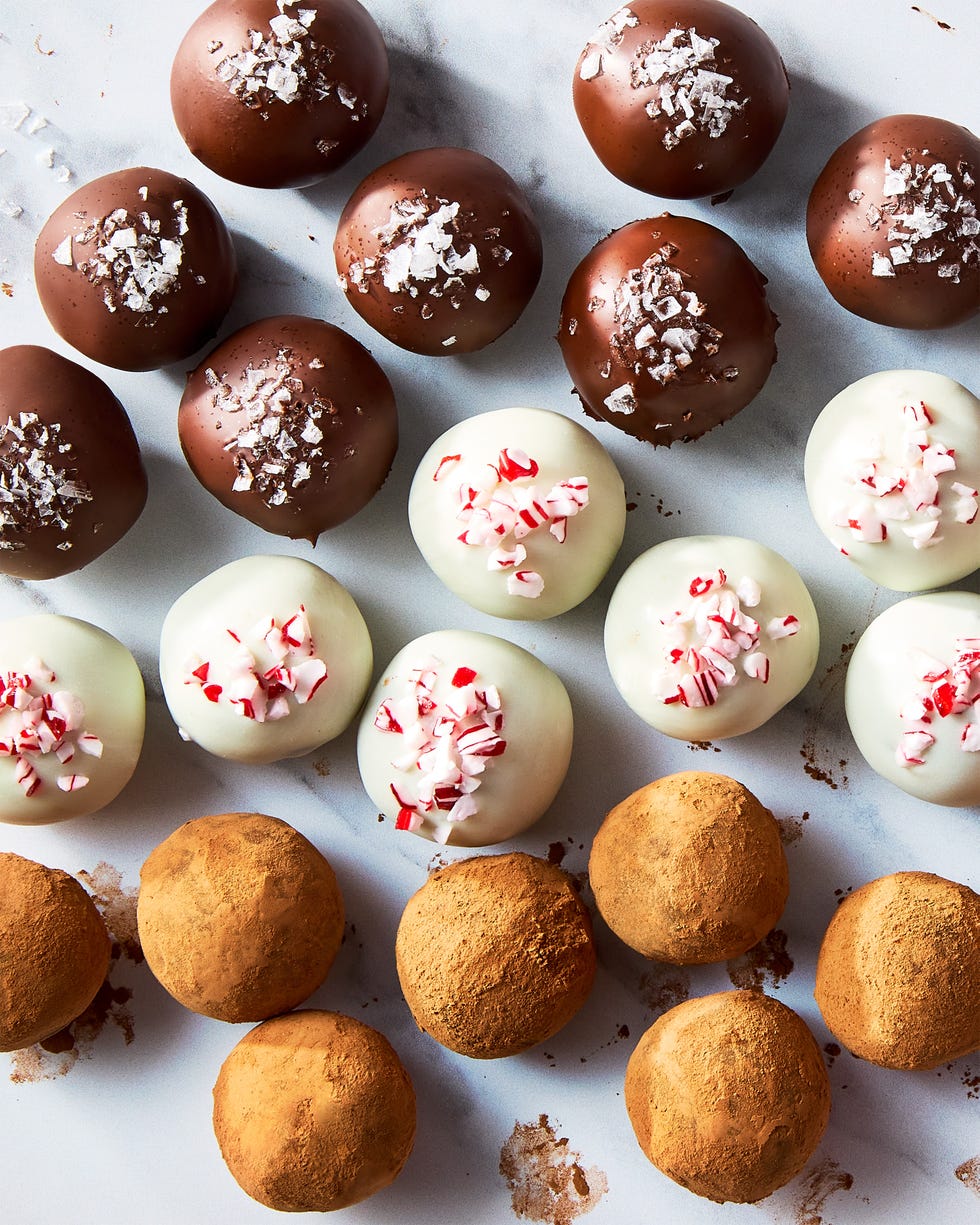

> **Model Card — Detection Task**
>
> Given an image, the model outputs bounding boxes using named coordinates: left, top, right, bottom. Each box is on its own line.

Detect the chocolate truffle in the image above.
left=171, top=0, right=389, bottom=189
left=805, top=370, right=979, bottom=591
left=806, top=114, right=980, bottom=330
left=213, top=1010, right=416, bottom=1211
left=625, top=991, right=830, bottom=1203
left=357, top=630, right=573, bottom=847
left=334, top=146, right=543, bottom=355
left=0, top=852, right=111, bottom=1051
left=138, top=812, right=344, bottom=1022
left=844, top=590, right=979, bottom=807
left=573, top=0, right=790, bottom=199
left=558, top=214, right=777, bottom=444
left=395, top=853, right=596, bottom=1058
left=0, top=614, right=145, bottom=825
left=159, top=554, right=373, bottom=764
left=589, top=772, right=788, bottom=964
left=0, top=345, right=147, bottom=579
left=408, top=407, right=626, bottom=620
left=815, top=872, right=980, bottom=1070
left=178, top=315, right=397, bottom=542
left=35, top=167, right=237, bottom=370
left=604, top=535, right=819, bottom=740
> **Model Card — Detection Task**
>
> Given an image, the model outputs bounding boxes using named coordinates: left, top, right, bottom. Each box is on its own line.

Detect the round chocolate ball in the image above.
left=178, top=315, right=397, bottom=542
left=35, top=166, right=237, bottom=371
left=0, top=345, right=147, bottom=579
left=171, top=0, right=389, bottom=189
left=558, top=214, right=777, bottom=444
left=806, top=114, right=980, bottom=330
left=573, top=0, right=790, bottom=199
left=334, top=146, right=543, bottom=355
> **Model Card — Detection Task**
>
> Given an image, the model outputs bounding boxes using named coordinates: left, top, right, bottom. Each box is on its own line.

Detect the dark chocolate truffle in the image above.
left=334, top=146, right=543, bottom=355
left=178, top=315, right=397, bottom=541
left=171, top=0, right=389, bottom=189
left=558, top=214, right=777, bottom=444
left=34, top=166, right=237, bottom=371
left=806, top=114, right=980, bottom=330
left=573, top=0, right=789, bottom=200
left=0, top=345, right=147, bottom=579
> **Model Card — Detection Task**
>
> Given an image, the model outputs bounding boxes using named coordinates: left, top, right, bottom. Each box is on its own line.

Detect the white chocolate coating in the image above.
left=845, top=591, right=980, bottom=808
left=604, top=535, right=819, bottom=740
left=805, top=370, right=979, bottom=592
left=160, top=555, right=372, bottom=764
left=356, top=629, right=573, bottom=846
left=408, top=407, right=626, bottom=620
left=0, top=615, right=144, bottom=825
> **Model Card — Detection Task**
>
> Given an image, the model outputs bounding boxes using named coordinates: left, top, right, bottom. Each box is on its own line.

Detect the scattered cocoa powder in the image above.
left=955, top=1156, right=980, bottom=1196
left=727, top=928, right=794, bottom=991
left=792, top=1156, right=856, bottom=1224
left=639, top=964, right=691, bottom=1018
left=500, top=1114, right=608, bottom=1225
left=823, top=1042, right=842, bottom=1068
left=77, top=862, right=142, bottom=964
left=911, top=6, right=954, bottom=31
left=312, top=757, right=331, bottom=777
left=778, top=812, right=810, bottom=846
left=686, top=740, right=721, bottom=753
left=800, top=639, right=857, bottom=790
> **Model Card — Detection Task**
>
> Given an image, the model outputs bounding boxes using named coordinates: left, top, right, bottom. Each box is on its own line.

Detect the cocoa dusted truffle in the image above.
left=334, top=146, right=543, bottom=355
left=625, top=991, right=831, bottom=1204
left=573, top=0, right=789, bottom=199
left=171, top=0, right=389, bottom=189
left=213, top=1010, right=416, bottom=1211
left=558, top=214, right=777, bottom=444
left=815, top=872, right=980, bottom=1070
left=0, top=345, right=147, bottom=579
left=395, top=853, right=596, bottom=1058
left=806, top=114, right=980, bottom=330
left=0, top=852, right=111, bottom=1051
left=34, top=167, right=237, bottom=370
left=178, top=315, right=397, bottom=542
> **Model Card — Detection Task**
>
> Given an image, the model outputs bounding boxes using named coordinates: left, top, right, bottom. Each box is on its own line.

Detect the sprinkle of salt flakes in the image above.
left=579, top=6, right=638, bottom=81
left=0, top=411, right=93, bottom=549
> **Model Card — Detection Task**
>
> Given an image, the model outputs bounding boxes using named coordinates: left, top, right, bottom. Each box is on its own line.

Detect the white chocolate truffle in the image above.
left=160, top=555, right=372, bottom=764
left=357, top=630, right=573, bottom=846
left=408, top=407, right=626, bottom=620
left=805, top=371, right=979, bottom=591
left=0, top=615, right=144, bottom=825
left=845, top=591, right=980, bottom=807
left=604, top=536, right=819, bottom=740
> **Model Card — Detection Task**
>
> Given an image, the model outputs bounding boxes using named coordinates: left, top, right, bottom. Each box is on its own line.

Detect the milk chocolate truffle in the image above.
left=178, top=316, right=397, bottom=542
left=806, top=114, right=980, bottom=330
left=625, top=991, right=830, bottom=1204
left=138, top=813, right=344, bottom=1022
left=408, top=407, right=626, bottom=620
left=0, top=345, right=147, bottom=579
left=573, top=0, right=789, bottom=199
left=35, top=167, right=237, bottom=370
left=558, top=215, right=777, bottom=444
left=334, top=147, right=543, bottom=355
left=844, top=591, right=979, bottom=808
left=0, top=853, right=111, bottom=1051
left=171, top=0, right=389, bottom=189
left=357, top=631, right=573, bottom=847
left=805, top=370, right=979, bottom=591
left=815, top=872, right=980, bottom=1070
left=213, top=1010, right=416, bottom=1211
left=604, top=536, right=819, bottom=740
left=395, top=853, right=596, bottom=1058
left=160, top=555, right=373, bottom=764
left=0, top=615, right=145, bottom=825
left=589, top=772, right=788, bottom=964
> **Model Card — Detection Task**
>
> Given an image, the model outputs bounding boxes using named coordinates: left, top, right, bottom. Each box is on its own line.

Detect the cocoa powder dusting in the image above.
left=955, top=1156, right=980, bottom=1196
left=727, top=928, right=794, bottom=991
left=792, top=1156, right=856, bottom=1224
left=778, top=811, right=810, bottom=845
left=639, top=964, right=691, bottom=1017
left=500, top=1115, right=608, bottom=1225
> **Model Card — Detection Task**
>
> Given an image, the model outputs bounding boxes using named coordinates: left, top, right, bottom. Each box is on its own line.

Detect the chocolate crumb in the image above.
left=500, top=1114, right=608, bottom=1225
left=911, top=5, right=954, bottom=30
left=547, top=841, right=568, bottom=866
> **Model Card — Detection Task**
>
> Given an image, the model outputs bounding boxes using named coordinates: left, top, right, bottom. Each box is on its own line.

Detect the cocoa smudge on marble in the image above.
left=955, top=1156, right=980, bottom=1196
left=639, top=964, right=690, bottom=1018
left=793, top=1156, right=856, bottom=1224
left=500, top=1114, right=608, bottom=1225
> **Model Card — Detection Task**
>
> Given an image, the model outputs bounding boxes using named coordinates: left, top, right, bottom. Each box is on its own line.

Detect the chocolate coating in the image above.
left=334, top=147, right=543, bottom=355
left=178, top=315, right=397, bottom=542
left=806, top=114, right=980, bottom=329
left=0, top=346, right=147, bottom=579
left=558, top=214, right=777, bottom=444
left=171, top=0, right=389, bottom=189
left=573, top=0, right=790, bottom=199
left=34, top=167, right=238, bottom=371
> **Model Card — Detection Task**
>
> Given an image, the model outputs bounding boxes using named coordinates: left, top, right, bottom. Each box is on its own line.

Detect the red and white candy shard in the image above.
left=183, top=605, right=327, bottom=723
left=654, top=569, right=799, bottom=708
left=0, top=658, right=103, bottom=795
left=373, top=658, right=506, bottom=843
left=896, top=637, right=980, bottom=767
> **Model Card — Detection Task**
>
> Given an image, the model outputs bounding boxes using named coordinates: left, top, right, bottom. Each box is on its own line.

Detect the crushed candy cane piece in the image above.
left=895, top=636, right=980, bottom=767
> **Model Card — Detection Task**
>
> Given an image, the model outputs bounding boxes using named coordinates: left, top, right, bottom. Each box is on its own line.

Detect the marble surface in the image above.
left=0, top=1, right=978, bottom=1222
